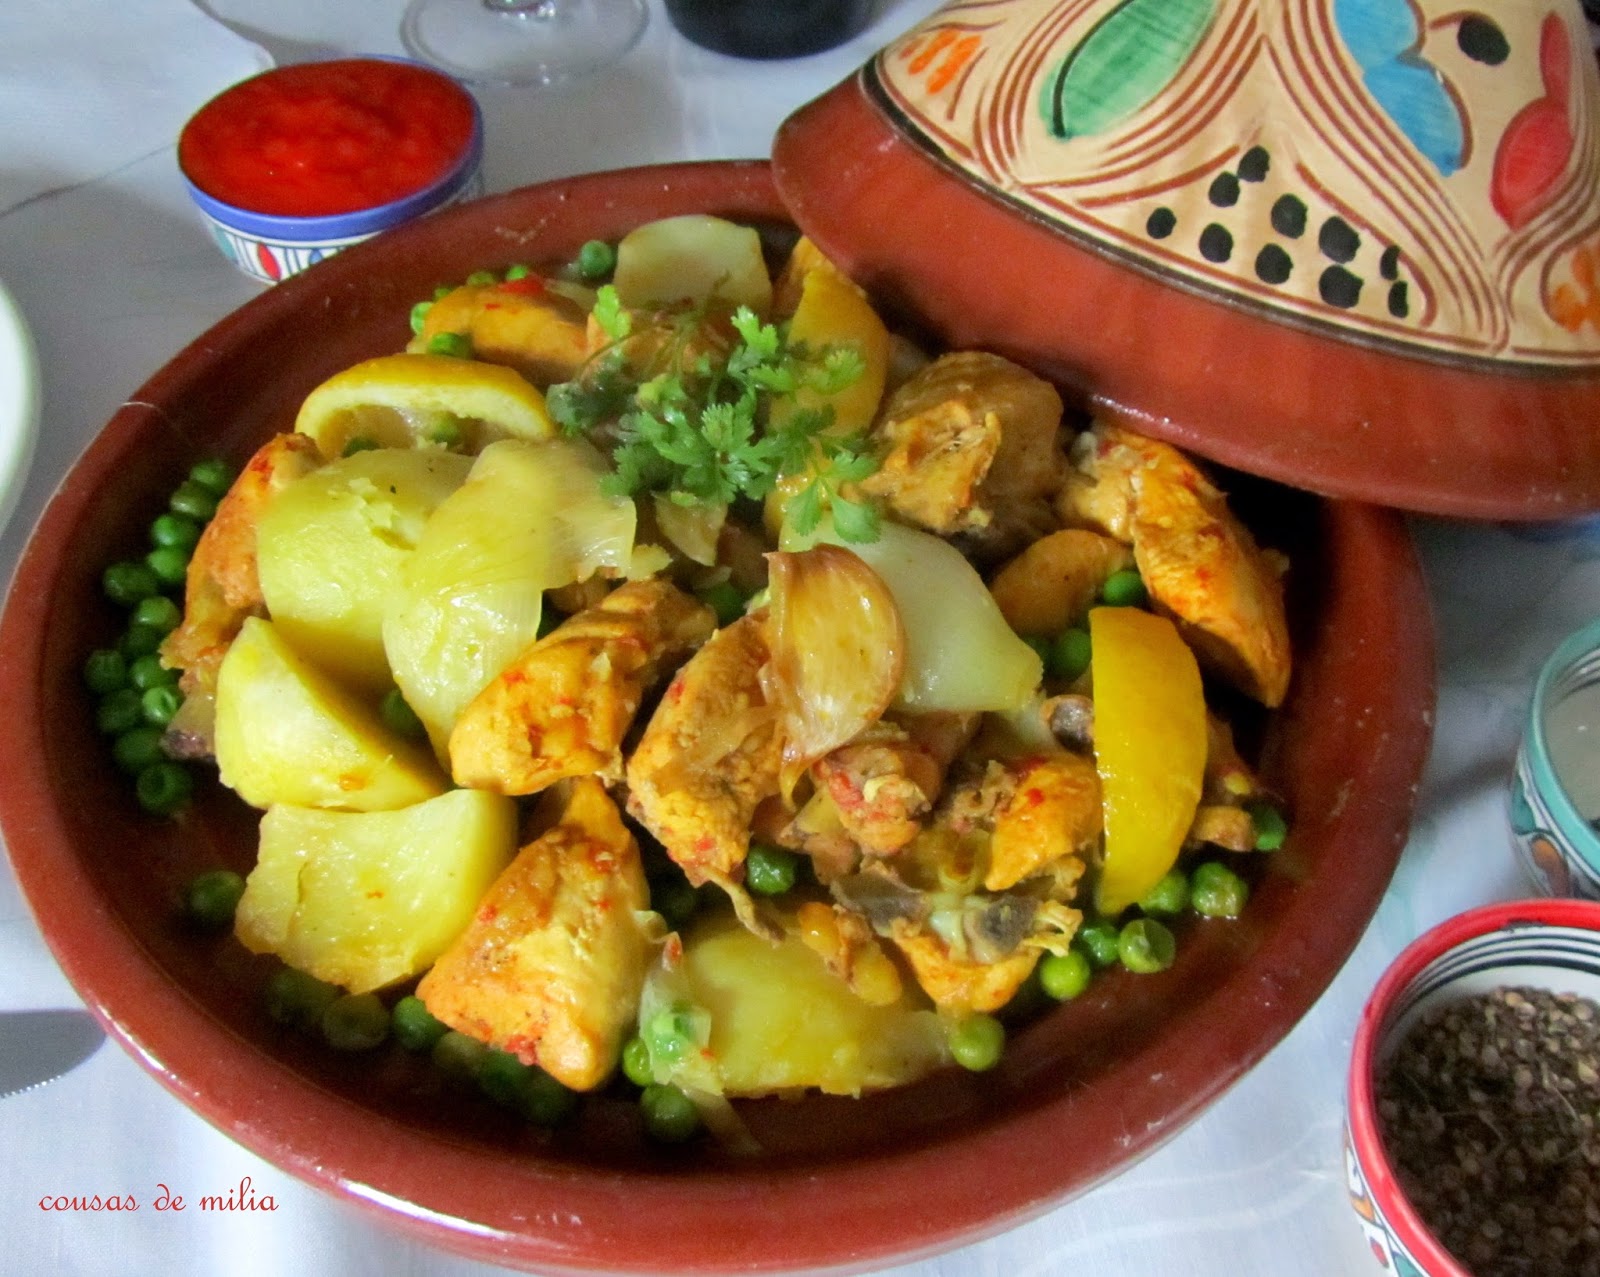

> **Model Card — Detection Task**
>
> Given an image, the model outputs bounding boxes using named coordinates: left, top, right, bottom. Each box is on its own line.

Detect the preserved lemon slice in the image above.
left=294, top=353, right=555, bottom=459
left=1089, top=606, right=1207, bottom=916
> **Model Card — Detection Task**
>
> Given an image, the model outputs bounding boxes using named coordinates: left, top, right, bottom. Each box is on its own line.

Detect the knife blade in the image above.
left=0, top=1009, right=104, bottom=1099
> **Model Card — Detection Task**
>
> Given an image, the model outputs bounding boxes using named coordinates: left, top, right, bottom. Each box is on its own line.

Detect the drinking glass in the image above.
left=401, top=0, right=649, bottom=88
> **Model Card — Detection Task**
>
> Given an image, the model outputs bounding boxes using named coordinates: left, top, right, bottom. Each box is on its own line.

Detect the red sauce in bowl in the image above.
left=179, top=60, right=478, bottom=218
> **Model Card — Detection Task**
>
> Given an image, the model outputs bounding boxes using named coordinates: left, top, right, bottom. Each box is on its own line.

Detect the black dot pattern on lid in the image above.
left=1458, top=14, right=1509, bottom=65
left=1380, top=244, right=1401, bottom=280
left=1271, top=195, right=1307, bottom=239
left=1319, top=217, right=1360, bottom=263
left=1320, top=265, right=1363, bottom=308
left=1255, top=243, right=1292, bottom=285
left=1388, top=281, right=1410, bottom=318
left=1237, top=146, right=1270, bottom=183
left=1199, top=223, right=1233, bottom=263
left=1209, top=172, right=1240, bottom=207
left=1147, top=207, right=1177, bottom=239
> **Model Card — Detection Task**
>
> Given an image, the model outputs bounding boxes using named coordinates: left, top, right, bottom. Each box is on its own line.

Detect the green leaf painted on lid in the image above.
left=1040, top=0, right=1218, bottom=141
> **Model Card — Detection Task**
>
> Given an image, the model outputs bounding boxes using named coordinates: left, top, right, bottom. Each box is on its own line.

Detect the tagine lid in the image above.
left=772, top=0, right=1600, bottom=520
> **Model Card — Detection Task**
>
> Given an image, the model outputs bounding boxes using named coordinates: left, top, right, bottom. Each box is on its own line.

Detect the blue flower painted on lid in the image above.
left=1333, top=0, right=1465, bottom=175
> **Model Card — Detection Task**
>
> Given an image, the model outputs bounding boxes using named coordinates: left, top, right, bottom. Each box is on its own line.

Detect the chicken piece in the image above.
left=794, top=900, right=905, bottom=1007
left=417, top=778, right=654, bottom=1092
left=1189, top=805, right=1257, bottom=851
left=887, top=924, right=1041, bottom=1016
left=588, top=300, right=738, bottom=381
left=413, top=278, right=591, bottom=387
left=860, top=351, right=1066, bottom=561
left=159, top=433, right=322, bottom=701
left=450, top=579, right=716, bottom=796
left=625, top=612, right=782, bottom=891
left=807, top=711, right=977, bottom=857
left=939, top=754, right=1099, bottom=893
left=988, top=528, right=1133, bottom=638
left=1057, top=421, right=1292, bottom=707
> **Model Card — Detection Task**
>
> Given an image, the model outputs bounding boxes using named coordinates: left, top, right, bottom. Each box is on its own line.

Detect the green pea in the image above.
left=696, top=580, right=748, bottom=627
left=1118, top=917, right=1176, bottom=974
left=1022, top=633, right=1051, bottom=664
left=379, top=689, right=426, bottom=740
left=1074, top=919, right=1122, bottom=969
left=505, top=263, right=532, bottom=281
left=1047, top=626, right=1092, bottom=683
left=1191, top=861, right=1250, bottom=919
left=119, top=623, right=165, bottom=659
left=431, top=1030, right=489, bottom=1081
left=145, top=545, right=192, bottom=588
left=135, top=761, right=193, bottom=816
left=650, top=874, right=700, bottom=932
left=321, top=992, right=390, bottom=1052
left=96, top=689, right=144, bottom=736
left=644, top=1003, right=700, bottom=1065
left=1248, top=803, right=1288, bottom=852
left=1037, top=949, right=1093, bottom=1001
left=948, top=1013, right=1005, bottom=1072
left=184, top=869, right=246, bottom=932
left=169, top=481, right=219, bottom=522
left=433, top=285, right=453, bottom=301
left=409, top=300, right=434, bottom=335
left=342, top=435, right=379, bottom=457
left=1138, top=868, right=1190, bottom=916
left=745, top=844, right=798, bottom=896
left=426, top=331, right=472, bottom=359
left=621, top=1036, right=654, bottom=1088
left=424, top=416, right=464, bottom=447
left=1100, top=568, right=1148, bottom=609
left=391, top=995, right=449, bottom=1053
left=83, top=649, right=128, bottom=694
left=112, top=726, right=164, bottom=774
left=575, top=239, right=617, bottom=282
left=476, top=1049, right=535, bottom=1107
left=264, top=967, right=340, bottom=1030
left=149, top=512, right=202, bottom=551
left=140, top=684, right=183, bottom=727
left=188, top=458, right=236, bottom=497
left=640, top=1083, right=700, bottom=1143
left=128, top=652, right=176, bottom=691
left=131, top=594, right=182, bottom=635
left=518, top=1069, right=575, bottom=1126
left=465, top=269, right=498, bottom=287
left=103, top=560, right=160, bottom=606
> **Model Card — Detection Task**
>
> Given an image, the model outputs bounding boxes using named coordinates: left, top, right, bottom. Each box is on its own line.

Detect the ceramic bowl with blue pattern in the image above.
left=1345, top=898, right=1600, bottom=1275
left=1510, top=616, right=1600, bottom=900
left=179, top=58, right=484, bottom=285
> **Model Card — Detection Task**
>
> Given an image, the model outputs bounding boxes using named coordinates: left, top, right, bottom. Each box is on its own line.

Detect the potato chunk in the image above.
left=640, top=911, right=949, bottom=1098
left=214, top=617, right=447, bottom=812
left=235, top=788, right=518, bottom=993
left=613, top=214, right=772, bottom=314
left=255, top=447, right=471, bottom=693
left=417, top=779, right=654, bottom=1091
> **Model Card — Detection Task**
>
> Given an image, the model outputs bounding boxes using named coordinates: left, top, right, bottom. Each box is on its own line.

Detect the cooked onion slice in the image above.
left=767, top=545, right=905, bottom=804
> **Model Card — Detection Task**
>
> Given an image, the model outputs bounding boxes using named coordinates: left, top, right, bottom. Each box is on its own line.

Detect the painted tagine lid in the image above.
left=772, top=0, right=1600, bottom=520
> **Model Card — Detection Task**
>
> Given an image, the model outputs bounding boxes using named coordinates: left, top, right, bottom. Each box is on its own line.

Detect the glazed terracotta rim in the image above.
left=1345, top=897, right=1600, bottom=1276
left=0, top=160, right=1435, bottom=1274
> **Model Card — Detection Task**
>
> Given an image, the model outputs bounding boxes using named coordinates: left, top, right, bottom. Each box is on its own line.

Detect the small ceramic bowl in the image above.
left=179, top=58, right=483, bottom=285
left=1345, top=898, right=1600, bottom=1275
left=1510, top=616, right=1600, bottom=899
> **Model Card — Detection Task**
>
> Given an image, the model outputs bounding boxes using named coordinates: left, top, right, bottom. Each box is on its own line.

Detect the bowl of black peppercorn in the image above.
left=1344, top=898, right=1600, bottom=1277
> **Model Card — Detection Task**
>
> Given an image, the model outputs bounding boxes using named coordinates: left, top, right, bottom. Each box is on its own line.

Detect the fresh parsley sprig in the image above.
left=545, top=288, right=881, bottom=540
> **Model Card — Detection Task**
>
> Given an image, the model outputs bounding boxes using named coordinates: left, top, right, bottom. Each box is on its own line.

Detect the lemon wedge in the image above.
left=294, top=353, right=555, bottom=459
left=1089, top=606, right=1207, bottom=916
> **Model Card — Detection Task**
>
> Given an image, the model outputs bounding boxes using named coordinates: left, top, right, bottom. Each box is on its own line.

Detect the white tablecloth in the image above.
left=1, top=4, right=1597, bottom=1275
